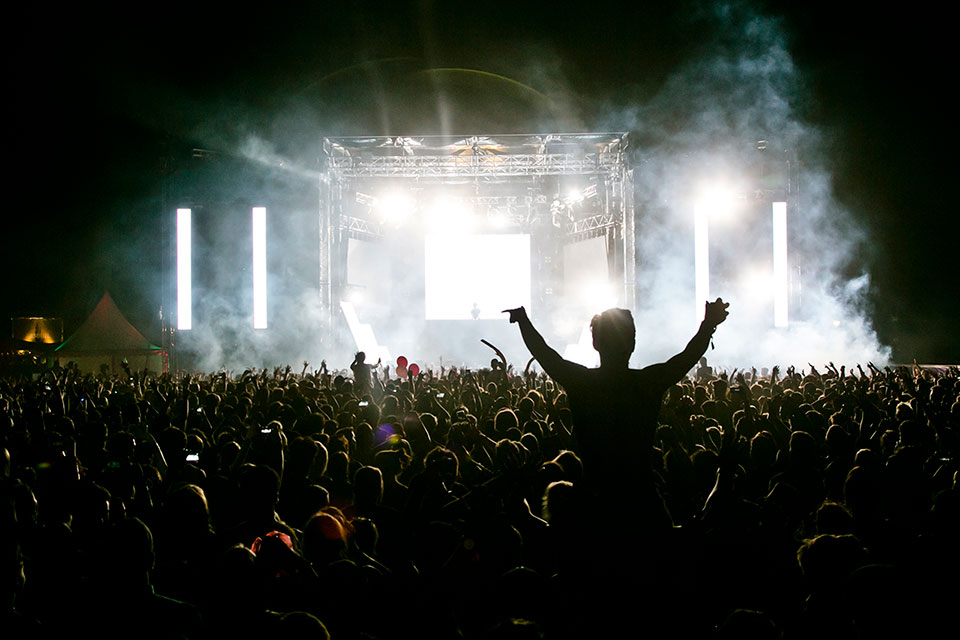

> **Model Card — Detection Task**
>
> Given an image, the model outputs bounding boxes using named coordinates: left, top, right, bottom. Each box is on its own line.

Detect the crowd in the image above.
left=1, top=352, right=958, bottom=638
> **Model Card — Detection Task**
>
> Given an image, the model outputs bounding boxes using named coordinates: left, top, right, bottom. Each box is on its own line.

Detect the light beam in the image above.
left=253, top=207, right=267, bottom=329
left=176, top=208, right=192, bottom=330
left=694, top=202, right=710, bottom=322
left=773, top=201, right=788, bottom=327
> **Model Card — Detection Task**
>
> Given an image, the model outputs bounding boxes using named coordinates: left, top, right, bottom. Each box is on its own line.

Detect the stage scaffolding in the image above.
left=319, top=133, right=634, bottom=344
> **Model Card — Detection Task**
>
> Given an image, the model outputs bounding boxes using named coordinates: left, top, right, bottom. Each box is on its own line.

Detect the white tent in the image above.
left=55, top=292, right=164, bottom=373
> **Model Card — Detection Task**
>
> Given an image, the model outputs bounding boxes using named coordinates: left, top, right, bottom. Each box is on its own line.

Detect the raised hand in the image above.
left=703, top=298, right=730, bottom=327
left=502, top=307, right=528, bottom=324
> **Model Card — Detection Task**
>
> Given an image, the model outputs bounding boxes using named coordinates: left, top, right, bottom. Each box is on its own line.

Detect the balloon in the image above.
left=397, top=356, right=408, bottom=368
left=396, top=365, right=408, bottom=378
left=409, top=363, right=420, bottom=376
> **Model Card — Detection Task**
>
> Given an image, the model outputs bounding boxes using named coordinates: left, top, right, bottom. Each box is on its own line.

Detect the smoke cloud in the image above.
left=155, top=1, right=889, bottom=372
left=583, top=1, right=891, bottom=369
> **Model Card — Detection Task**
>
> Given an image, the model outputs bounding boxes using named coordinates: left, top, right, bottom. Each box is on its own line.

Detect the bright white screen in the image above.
left=424, top=234, right=530, bottom=320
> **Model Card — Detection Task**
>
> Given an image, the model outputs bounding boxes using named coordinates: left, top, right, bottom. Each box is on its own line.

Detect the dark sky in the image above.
left=5, top=1, right=957, bottom=362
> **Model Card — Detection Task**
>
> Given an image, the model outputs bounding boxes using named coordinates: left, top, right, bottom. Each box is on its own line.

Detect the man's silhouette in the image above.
left=350, top=352, right=380, bottom=396
left=504, top=299, right=729, bottom=529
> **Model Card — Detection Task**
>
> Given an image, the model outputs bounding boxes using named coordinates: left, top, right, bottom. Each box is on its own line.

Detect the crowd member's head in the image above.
left=100, top=516, right=155, bottom=589
left=542, top=480, right=575, bottom=523
left=164, top=483, right=212, bottom=534
left=424, top=446, right=459, bottom=483
left=302, top=512, right=348, bottom=567
left=796, top=533, right=868, bottom=594
left=353, top=466, right=383, bottom=511
left=590, top=308, right=636, bottom=364
left=239, top=464, right=281, bottom=518
left=494, top=408, right=519, bottom=437
left=279, top=611, right=330, bottom=639
left=552, top=450, right=583, bottom=483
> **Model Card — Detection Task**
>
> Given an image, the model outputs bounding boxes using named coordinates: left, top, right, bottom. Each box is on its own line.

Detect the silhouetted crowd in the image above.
left=2, top=359, right=958, bottom=638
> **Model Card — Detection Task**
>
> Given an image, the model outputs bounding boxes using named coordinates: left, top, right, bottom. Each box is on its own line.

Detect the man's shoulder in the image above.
left=632, top=362, right=680, bottom=387
left=547, top=358, right=591, bottom=383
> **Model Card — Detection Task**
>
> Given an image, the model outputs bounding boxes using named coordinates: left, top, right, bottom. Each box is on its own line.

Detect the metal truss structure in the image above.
left=326, top=151, right=625, bottom=179
left=318, top=133, right=635, bottom=341
left=565, top=212, right=619, bottom=237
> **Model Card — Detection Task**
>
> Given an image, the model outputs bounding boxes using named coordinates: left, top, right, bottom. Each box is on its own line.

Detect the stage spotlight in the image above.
left=695, top=183, right=740, bottom=222
left=566, top=186, right=585, bottom=203
left=377, top=192, right=415, bottom=226
left=176, top=208, right=192, bottom=331
left=252, top=207, right=267, bottom=329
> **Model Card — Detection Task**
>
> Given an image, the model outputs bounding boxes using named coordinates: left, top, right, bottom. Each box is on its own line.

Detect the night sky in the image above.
left=5, top=1, right=957, bottom=363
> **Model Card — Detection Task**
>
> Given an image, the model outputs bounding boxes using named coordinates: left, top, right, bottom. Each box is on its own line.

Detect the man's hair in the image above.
left=590, top=308, right=636, bottom=357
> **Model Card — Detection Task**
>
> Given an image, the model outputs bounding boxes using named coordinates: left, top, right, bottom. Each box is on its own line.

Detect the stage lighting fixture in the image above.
left=566, top=187, right=585, bottom=203
left=773, top=201, right=788, bottom=327
left=176, top=208, right=192, bottom=330
left=253, top=207, right=267, bottom=329
left=355, top=192, right=377, bottom=207
left=695, top=185, right=740, bottom=221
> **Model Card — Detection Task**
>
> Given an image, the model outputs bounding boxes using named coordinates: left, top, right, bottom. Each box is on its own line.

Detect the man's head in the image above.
left=590, top=308, right=636, bottom=362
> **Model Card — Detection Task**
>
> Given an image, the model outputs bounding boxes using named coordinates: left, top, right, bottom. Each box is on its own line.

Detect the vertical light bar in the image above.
left=176, top=208, right=192, bottom=330
left=694, top=203, right=710, bottom=322
left=252, top=207, right=267, bottom=329
left=773, top=201, right=788, bottom=327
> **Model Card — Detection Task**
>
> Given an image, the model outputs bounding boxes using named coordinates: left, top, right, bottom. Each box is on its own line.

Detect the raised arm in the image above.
left=658, top=298, right=730, bottom=383
left=503, top=306, right=580, bottom=383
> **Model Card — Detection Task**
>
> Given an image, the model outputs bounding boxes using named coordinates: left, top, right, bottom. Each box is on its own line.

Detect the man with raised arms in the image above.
left=504, top=299, right=729, bottom=529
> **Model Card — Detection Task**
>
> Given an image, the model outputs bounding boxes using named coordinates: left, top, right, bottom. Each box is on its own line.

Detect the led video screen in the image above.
left=424, top=234, right=531, bottom=320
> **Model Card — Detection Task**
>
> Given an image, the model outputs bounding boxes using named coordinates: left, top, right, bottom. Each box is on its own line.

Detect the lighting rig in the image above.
left=318, top=133, right=635, bottom=344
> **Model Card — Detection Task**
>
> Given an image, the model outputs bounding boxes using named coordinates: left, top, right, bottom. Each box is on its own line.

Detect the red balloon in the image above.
left=409, top=363, right=420, bottom=376
left=397, top=356, right=408, bottom=368
left=396, top=365, right=408, bottom=378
